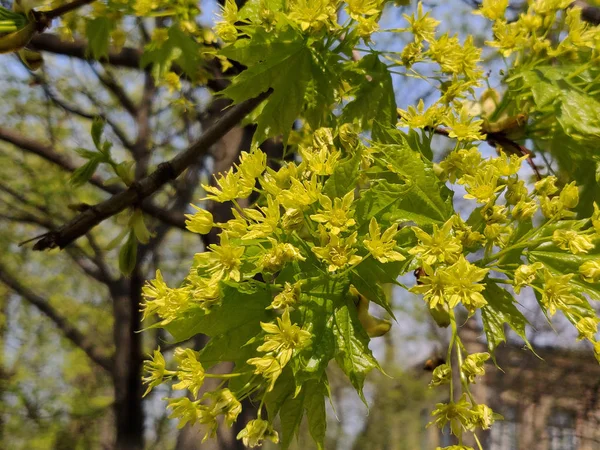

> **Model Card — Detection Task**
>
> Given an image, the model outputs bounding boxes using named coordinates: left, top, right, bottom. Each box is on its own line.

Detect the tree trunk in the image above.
left=110, top=270, right=144, bottom=450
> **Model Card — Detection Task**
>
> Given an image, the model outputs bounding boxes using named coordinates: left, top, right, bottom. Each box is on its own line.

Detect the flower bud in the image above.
left=580, top=260, right=600, bottom=283
left=185, top=207, right=214, bottom=234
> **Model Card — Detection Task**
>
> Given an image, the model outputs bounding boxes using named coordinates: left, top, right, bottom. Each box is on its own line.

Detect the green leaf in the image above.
left=528, top=244, right=600, bottom=301
left=91, top=117, right=105, bottom=150
left=70, top=158, right=100, bottom=187
left=140, top=26, right=201, bottom=80
left=118, top=230, right=138, bottom=275
left=481, top=282, right=530, bottom=356
left=220, top=28, right=312, bottom=144
left=323, top=150, right=361, bottom=198
left=375, top=141, right=453, bottom=224
left=199, top=321, right=261, bottom=369
left=129, top=210, right=152, bottom=244
left=279, top=389, right=306, bottom=450
left=332, top=296, right=379, bottom=405
left=340, top=54, right=397, bottom=132
left=293, top=277, right=347, bottom=384
left=165, top=281, right=273, bottom=342
left=304, top=379, right=327, bottom=450
left=86, top=18, right=112, bottom=60
left=265, top=368, right=296, bottom=420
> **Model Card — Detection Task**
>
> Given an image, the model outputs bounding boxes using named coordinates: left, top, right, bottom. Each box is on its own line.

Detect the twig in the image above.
left=27, top=91, right=271, bottom=251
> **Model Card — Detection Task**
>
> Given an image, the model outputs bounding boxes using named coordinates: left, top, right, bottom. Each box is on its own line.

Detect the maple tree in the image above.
left=1, top=0, right=600, bottom=449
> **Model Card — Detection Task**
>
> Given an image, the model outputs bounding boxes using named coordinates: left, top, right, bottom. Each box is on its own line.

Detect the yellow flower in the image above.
left=185, top=205, right=214, bottom=234
left=270, top=281, right=303, bottom=310
left=310, top=192, right=356, bottom=235
left=194, top=233, right=244, bottom=281
left=552, top=230, right=594, bottom=255
left=202, top=168, right=253, bottom=203
left=410, top=264, right=447, bottom=309
left=579, top=260, right=600, bottom=283
left=187, top=273, right=221, bottom=311
left=288, top=0, right=338, bottom=32
left=164, top=72, right=181, bottom=93
left=312, top=230, right=363, bottom=272
left=172, top=348, right=205, bottom=398
left=430, top=363, right=451, bottom=387
left=259, top=239, right=305, bottom=273
left=236, top=418, right=279, bottom=447
left=462, top=166, right=503, bottom=205
left=491, top=151, right=527, bottom=177
left=237, top=149, right=267, bottom=181
left=441, top=256, right=489, bottom=314
left=398, top=99, right=447, bottom=129
left=247, top=354, right=282, bottom=391
left=534, top=176, right=559, bottom=196
left=167, top=397, right=201, bottom=428
left=461, top=352, right=490, bottom=383
left=540, top=269, right=580, bottom=316
left=439, top=147, right=482, bottom=182
left=363, top=218, right=406, bottom=263
left=279, top=176, right=322, bottom=211
left=299, top=143, right=341, bottom=176
left=409, top=217, right=463, bottom=266
left=197, top=388, right=243, bottom=441
left=403, top=2, right=440, bottom=43
left=444, top=107, right=486, bottom=141
left=429, top=394, right=474, bottom=436
left=575, top=317, right=599, bottom=341
left=257, top=308, right=312, bottom=366
left=142, top=270, right=191, bottom=325
left=242, top=196, right=281, bottom=240
left=142, top=348, right=173, bottom=397
left=512, top=199, right=538, bottom=220
left=559, top=181, right=579, bottom=209
left=474, top=0, right=508, bottom=21
left=513, top=263, right=543, bottom=294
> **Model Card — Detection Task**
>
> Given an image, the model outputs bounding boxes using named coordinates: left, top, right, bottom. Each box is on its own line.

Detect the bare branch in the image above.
left=28, top=91, right=270, bottom=251
left=572, top=1, right=600, bottom=25
left=0, top=263, right=113, bottom=372
left=0, top=126, right=186, bottom=229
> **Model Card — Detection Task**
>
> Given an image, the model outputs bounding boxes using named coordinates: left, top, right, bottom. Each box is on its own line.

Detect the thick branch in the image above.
left=0, top=126, right=186, bottom=229
left=0, top=264, right=113, bottom=372
left=28, top=34, right=228, bottom=91
left=29, top=91, right=270, bottom=251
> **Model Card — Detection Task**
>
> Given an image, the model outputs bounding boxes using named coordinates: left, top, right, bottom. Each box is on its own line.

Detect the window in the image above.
left=489, top=406, right=518, bottom=450
left=547, top=409, right=577, bottom=450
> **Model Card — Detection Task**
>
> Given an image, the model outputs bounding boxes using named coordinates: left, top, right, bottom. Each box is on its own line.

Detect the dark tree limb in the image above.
left=28, top=91, right=270, bottom=251
left=0, top=126, right=186, bottom=229
left=0, top=264, right=114, bottom=372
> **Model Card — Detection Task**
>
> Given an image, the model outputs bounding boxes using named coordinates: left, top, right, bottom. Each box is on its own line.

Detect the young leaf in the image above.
left=220, top=28, right=312, bottom=144
left=481, top=282, right=530, bottom=356
left=332, top=296, right=379, bottom=405
left=91, top=117, right=105, bottom=150
left=86, top=18, right=112, bottom=60
left=119, top=230, right=138, bottom=275
left=129, top=210, right=152, bottom=245
left=70, top=158, right=100, bottom=187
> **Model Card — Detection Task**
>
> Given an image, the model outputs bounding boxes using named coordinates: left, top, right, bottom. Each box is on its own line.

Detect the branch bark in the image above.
left=0, top=126, right=186, bottom=229
left=28, top=91, right=270, bottom=251
left=0, top=263, right=113, bottom=372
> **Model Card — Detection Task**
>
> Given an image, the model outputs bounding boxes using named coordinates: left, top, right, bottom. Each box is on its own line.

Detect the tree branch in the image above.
left=28, top=91, right=270, bottom=251
left=0, top=263, right=113, bottom=372
left=0, top=126, right=186, bottom=229
left=42, top=0, right=98, bottom=20
left=572, top=1, right=600, bottom=25
left=28, top=34, right=229, bottom=91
